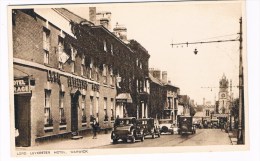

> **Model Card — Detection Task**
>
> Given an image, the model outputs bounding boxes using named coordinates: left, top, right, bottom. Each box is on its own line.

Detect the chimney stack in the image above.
left=113, top=23, right=128, bottom=43
left=89, top=7, right=96, bottom=25
left=100, top=18, right=109, bottom=29
left=149, top=68, right=161, bottom=80
left=162, top=71, right=167, bottom=84
left=96, top=11, right=112, bottom=30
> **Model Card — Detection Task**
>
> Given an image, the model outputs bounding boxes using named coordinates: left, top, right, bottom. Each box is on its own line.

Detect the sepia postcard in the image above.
left=8, top=0, right=249, bottom=157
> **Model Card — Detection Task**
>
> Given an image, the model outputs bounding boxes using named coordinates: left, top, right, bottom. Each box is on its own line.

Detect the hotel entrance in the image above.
left=14, top=76, right=32, bottom=147
left=14, top=94, right=31, bottom=147
left=71, top=90, right=80, bottom=133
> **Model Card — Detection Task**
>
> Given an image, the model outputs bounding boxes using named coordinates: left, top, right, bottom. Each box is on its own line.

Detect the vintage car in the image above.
left=178, top=116, right=196, bottom=135
left=111, top=117, right=144, bottom=144
left=193, top=121, right=202, bottom=129
left=158, top=119, right=174, bottom=135
left=137, top=118, right=160, bottom=139
left=211, top=119, right=219, bottom=129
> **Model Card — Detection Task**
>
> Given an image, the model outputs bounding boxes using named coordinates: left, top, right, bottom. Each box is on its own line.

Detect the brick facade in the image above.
left=13, top=8, right=151, bottom=147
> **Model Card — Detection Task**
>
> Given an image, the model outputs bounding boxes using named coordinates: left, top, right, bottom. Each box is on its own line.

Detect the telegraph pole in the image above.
left=171, top=17, right=244, bottom=144
left=237, top=17, right=244, bottom=144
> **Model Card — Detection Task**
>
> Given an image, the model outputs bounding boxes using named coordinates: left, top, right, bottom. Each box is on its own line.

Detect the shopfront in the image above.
left=115, top=93, right=132, bottom=118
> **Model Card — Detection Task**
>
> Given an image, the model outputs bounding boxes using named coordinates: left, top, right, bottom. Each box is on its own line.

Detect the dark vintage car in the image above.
left=137, top=118, right=160, bottom=139
left=178, top=116, right=196, bottom=135
left=111, top=117, right=144, bottom=144
left=158, top=119, right=174, bottom=135
left=211, top=119, right=219, bottom=129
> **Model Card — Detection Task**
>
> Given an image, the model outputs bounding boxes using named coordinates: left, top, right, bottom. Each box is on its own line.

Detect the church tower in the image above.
left=218, top=74, right=230, bottom=114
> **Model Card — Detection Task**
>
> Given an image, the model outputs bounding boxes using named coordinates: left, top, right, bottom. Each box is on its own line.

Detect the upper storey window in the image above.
left=43, top=27, right=50, bottom=64
left=103, top=40, right=107, bottom=52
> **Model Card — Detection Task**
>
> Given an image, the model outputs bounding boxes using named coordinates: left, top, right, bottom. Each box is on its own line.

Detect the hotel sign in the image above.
left=68, top=76, right=88, bottom=89
left=14, top=77, right=30, bottom=94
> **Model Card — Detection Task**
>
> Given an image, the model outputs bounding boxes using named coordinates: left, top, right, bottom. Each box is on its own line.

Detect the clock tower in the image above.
left=218, top=74, right=230, bottom=114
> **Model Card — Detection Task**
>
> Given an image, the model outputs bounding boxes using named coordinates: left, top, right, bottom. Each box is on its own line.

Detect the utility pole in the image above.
left=171, top=17, right=244, bottom=144
left=237, top=17, right=244, bottom=144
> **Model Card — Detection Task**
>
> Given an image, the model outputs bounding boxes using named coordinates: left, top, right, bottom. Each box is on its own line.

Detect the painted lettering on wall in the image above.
left=92, top=84, right=99, bottom=92
left=47, top=70, right=60, bottom=83
left=68, top=76, right=88, bottom=89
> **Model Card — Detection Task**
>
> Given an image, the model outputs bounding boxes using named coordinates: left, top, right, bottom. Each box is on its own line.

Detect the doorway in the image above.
left=71, top=90, right=80, bottom=133
left=14, top=94, right=31, bottom=147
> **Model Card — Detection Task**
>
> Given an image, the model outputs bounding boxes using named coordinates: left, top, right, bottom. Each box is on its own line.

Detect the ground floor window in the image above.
left=44, top=107, right=52, bottom=127
left=59, top=108, right=66, bottom=125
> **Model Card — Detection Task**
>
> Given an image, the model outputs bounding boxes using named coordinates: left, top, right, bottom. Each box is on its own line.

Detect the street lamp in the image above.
left=194, top=48, right=198, bottom=55
left=170, top=17, right=244, bottom=144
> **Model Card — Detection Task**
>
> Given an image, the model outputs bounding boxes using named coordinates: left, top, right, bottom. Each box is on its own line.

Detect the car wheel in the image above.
left=112, top=139, right=118, bottom=144
left=111, top=131, right=115, bottom=139
left=122, top=138, right=127, bottom=143
left=141, top=135, right=144, bottom=142
left=158, top=132, right=160, bottom=138
left=152, top=133, right=155, bottom=139
left=131, top=136, right=135, bottom=143
left=161, top=126, right=168, bottom=133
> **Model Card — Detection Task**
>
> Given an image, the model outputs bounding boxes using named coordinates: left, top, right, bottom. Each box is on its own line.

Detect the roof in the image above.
left=164, top=82, right=179, bottom=89
left=54, top=8, right=93, bottom=25
left=54, top=8, right=134, bottom=53
left=212, top=114, right=228, bottom=117
left=149, top=73, right=163, bottom=86
left=92, top=25, right=134, bottom=53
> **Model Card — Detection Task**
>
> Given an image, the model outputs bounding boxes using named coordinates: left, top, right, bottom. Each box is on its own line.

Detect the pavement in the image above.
left=17, top=132, right=113, bottom=151
left=228, top=129, right=238, bottom=145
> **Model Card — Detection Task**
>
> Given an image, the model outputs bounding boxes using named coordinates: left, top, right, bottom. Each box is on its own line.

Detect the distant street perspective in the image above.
left=12, top=1, right=245, bottom=153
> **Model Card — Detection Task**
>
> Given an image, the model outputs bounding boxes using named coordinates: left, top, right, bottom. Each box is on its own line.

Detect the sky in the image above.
left=67, top=1, right=243, bottom=105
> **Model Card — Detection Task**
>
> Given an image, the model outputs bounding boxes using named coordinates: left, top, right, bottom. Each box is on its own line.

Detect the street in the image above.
left=97, top=129, right=231, bottom=149
left=17, top=129, right=231, bottom=151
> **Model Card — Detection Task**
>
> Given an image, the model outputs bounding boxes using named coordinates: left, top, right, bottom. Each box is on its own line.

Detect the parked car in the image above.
left=158, top=119, right=174, bottom=135
left=137, top=118, right=160, bottom=139
left=193, top=121, right=202, bottom=129
left=111, top=117, right=144, bottom=144
left=211, top=119, right=219, bottom=129
left=178, top=116, right=196, bottom=135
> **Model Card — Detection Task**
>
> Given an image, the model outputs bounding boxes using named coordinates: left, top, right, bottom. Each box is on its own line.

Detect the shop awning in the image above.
left=212, top=114, right=228, bottom=118
left=116, top=93, right=132, bottom=103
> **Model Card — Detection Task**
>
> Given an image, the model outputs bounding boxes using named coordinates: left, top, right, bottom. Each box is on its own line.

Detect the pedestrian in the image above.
left=91, top=119, right=99, bottom=139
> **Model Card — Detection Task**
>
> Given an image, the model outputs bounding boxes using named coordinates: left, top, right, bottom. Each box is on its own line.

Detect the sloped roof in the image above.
left=54, top=8, right=93, bottom=25
left=54, top=8, right=133, bottom=53
left=149, top=73, right=163, bottom=86
left=164, top=82, right=179, bottom=89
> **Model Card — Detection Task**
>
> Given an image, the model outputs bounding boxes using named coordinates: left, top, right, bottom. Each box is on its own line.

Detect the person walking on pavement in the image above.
left=91, top=119, right=99, bottom=139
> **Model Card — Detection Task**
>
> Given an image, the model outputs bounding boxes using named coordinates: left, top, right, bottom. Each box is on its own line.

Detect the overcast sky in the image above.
left=67, top=1, right=243, bottom=105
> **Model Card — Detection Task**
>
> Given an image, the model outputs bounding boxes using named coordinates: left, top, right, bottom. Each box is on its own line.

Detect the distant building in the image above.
left=218, top=74, right=231, bottom=114
left=178, top=95, right=190, bottom=116
left=196, top=98, right=215, bottom=119
left=149, top=69, right=179, bottom=120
